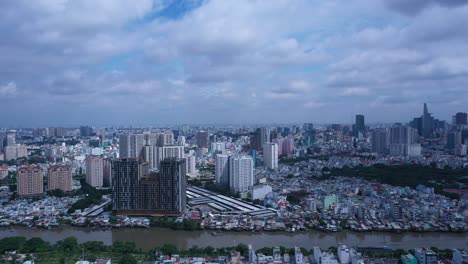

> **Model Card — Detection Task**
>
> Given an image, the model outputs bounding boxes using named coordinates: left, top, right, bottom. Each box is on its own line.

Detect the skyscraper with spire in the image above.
left=422, top=103, right=433, bottom=138
left=409, top=103, right=445, bottom=138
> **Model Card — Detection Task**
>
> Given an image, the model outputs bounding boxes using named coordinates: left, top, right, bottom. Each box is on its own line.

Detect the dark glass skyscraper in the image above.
left=112, top=158, right=144, bottom=212
left=159, top=158, right=187, bottom=215
left=354, top=114, right=366, bottom=137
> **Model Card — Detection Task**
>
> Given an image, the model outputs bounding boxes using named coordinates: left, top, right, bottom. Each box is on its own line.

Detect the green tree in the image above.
left=160, top=244, right=178, bottom=256
left=22, top=237, right=50, bottom=253
left=235, top=243, right=249, bottom=257
left=119, top=254, right=137, bottom=264
left=58, top=237, right=78, bottom=252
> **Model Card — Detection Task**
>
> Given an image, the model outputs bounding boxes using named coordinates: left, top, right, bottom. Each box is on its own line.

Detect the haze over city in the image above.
left=1, top=0, right=468, bottom=126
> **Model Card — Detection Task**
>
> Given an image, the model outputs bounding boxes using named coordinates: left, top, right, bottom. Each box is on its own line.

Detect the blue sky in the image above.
left=0, top=0, right=468, bottom=126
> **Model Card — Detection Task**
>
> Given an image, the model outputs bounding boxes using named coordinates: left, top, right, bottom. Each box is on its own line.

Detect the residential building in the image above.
left=197, top=131, right=209, bottom=148
left=215, top=154, right=229, bottom=186
left=17, top=165, right=44, bottom=197
left=371, top=129, right=389, bottom=154
left=112, top=158, right=146, bottom=212
left=48, top=164, right=72, bottom=192
left=158, top=158, right=187, bottom=215
left=86, top=156, right=104, bottom=187
left=229, top=155, right=254, bottom=193
left=263, top=142, right=278, bottom=169
left=4, top=144, right=28, bottom=161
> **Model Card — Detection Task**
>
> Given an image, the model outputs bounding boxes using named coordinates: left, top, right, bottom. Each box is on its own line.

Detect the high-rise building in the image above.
left=119, top=134, right=144, bottom=159
left=453, top=112, right=468, bottom=126
left=260, top=127, right=271, bottom=149
left=422, top=103, right=433, bottom=138
left=137, top=158, right=186, bottom=216
left=79, top=126, right=93, bottom=137
left=185, top=155, right=196, bottom=175
left=389, top=126, right=421, bottom=156
left=86, top=156, right=104, bottom=187
left=371, top=129, right=389, bottom=154
left=229, top=155, right=254, bottom=193
left=4, top=144, right=28, bottom=161
left=17, top=165, right=44, bottom=197
left=250, top=130, right=262, bottom=151
left=354, top=115, right=366, bottom=138
left=196, top=131, right=209, bottom=148
left=142, top=145, right=157, bottom=169
left=211, top=142, right=226, bottom=154
left=157, top=132, right=174, bottom=146
left=48, top=164, right=72, bottom=192
left=263, top=142, right=278, bottom=170
left=158, top=158, right=187, bottom=215
left=410, top=103, right=445, bottom=138
left=215, top=154, right=229, bottom=186
left=5, top=130, right=16, bottom=146
left=119, top=134, right=130, bottom=158
left=103, top=158, right=112, bottom=187
left=155, top=145, right=184, bottom=169
left=112, top=158, right=146, bottom=212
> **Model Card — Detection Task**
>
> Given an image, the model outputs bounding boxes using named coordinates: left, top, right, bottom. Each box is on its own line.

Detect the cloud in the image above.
left=0, top=82, right=18, bottom=97
left=0, top=0, right=468, bottom=125
left=383, top=0, right=468, bottom=15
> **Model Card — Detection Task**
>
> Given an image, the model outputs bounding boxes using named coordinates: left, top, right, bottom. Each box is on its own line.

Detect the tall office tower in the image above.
left=48, top=164, right=72, bottom=192
left=85, top=156, right=104, bottom=187
left=447, top=131, right=462, bottom=150
left=185, top=155, right=196, bottom=175
left=103, top=158, right=112, bottom=187
left=229, top=155, right=254, bottom=193
left=119, top=134, right=130, bottom=158
left=5, top=130, right=16, bottom=146
left=17, top=165, right=44, bottom=197
left=453, top=112, right=468, bottom=126
left=371, top=129, right=389, bottom=154
left=211, top=142, right=226, bottom=154
left=354, top=115, right=366, bottom=138
left=421, top=103, right=433, bottom=138
left=79, top=126, right=93, bottom=137
left=250, top=130, right=262, bottom=151
left=410, top=103, right=445, bottom=137
left=215, top=154, right=229, bottom=186
left=4, top=144, right=28, bottom=161
left=155, top=145, right=185, bottom=169
left=112, top=158, right=146, bottom=212
left=260, top=127, right=271, bottom=149
left=389, top=126, right=421, bottom=156
left=263, top=142, right=278, bottom=170
left=159, top=158, right=187, bottom=214
left=196, top=131, right=209, bottom=148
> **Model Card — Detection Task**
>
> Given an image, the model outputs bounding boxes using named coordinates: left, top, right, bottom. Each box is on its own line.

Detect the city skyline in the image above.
left=1, top=1, right=468, bottom=126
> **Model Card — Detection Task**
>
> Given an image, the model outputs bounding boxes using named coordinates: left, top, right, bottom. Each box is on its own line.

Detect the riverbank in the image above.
left=0, top=226, right=466, bottom=250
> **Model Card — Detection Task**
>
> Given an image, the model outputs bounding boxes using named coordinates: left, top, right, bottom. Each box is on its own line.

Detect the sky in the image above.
left=1, top=0, right=468, bottom=127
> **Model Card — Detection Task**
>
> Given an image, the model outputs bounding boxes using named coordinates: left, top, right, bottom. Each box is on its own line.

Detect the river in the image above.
left=0, top=227, right=466, bottom=250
